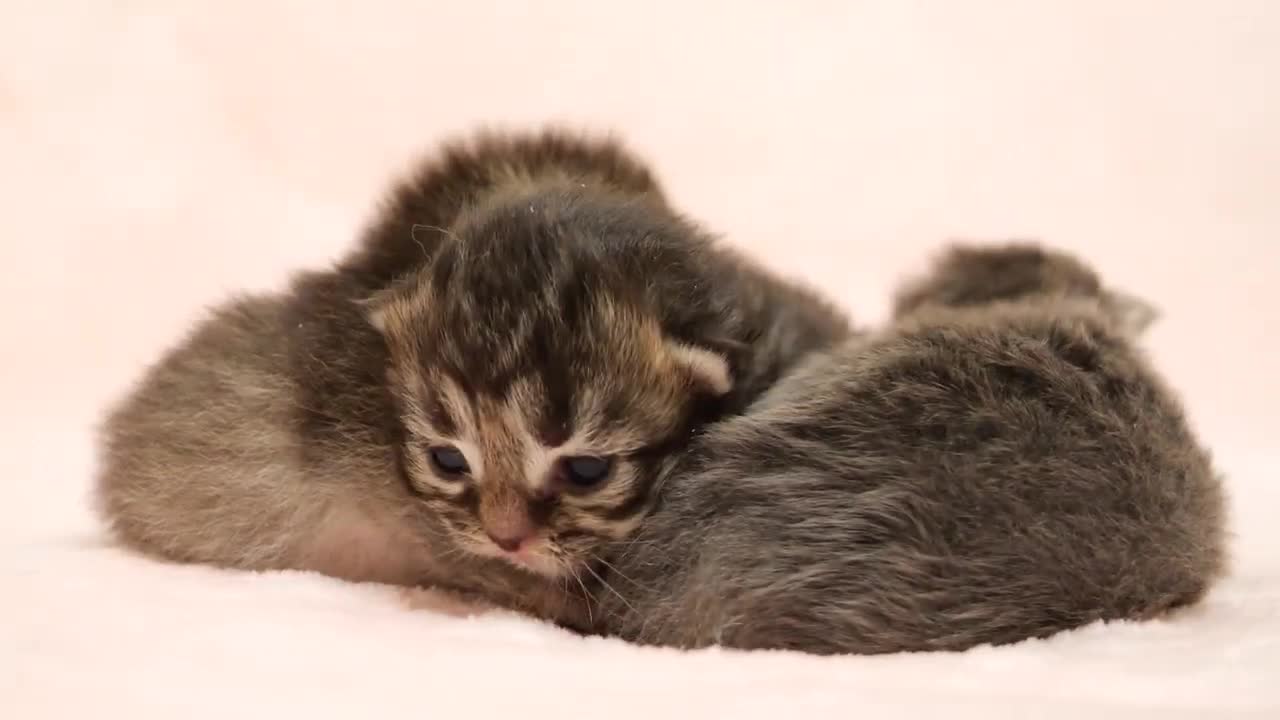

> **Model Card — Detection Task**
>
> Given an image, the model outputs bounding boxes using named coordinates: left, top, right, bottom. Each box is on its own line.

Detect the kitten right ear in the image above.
left=1102, top=289, right=1160, bottom=338
left=360, top=226, right=457, bottom=332
left=665, top=341, right=734, bottom=397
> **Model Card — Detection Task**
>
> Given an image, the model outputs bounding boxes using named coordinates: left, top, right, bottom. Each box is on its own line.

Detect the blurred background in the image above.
left=2, top=2, right=1277, bottom=549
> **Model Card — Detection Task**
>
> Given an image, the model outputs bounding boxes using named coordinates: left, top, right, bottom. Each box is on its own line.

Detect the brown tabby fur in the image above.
left=96, top=128, right=850, bottom=626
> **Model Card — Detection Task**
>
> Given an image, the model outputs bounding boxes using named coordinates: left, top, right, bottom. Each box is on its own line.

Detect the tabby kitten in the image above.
left=589, top=243, right=1226, bottom=654
left=95, top=128, right=850, bottom=626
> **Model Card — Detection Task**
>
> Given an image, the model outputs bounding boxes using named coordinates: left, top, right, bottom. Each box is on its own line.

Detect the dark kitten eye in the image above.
left=561, top=456, right=613, bottom=489
left=429, top=446, right=470, bottom=476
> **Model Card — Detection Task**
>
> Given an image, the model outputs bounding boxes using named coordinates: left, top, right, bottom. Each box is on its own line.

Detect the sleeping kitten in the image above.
left=892, top=240, right=1159, bottom=333
left=95, top=129, right=850, bottom=626
left=589, top=243, right=1226, bottom=653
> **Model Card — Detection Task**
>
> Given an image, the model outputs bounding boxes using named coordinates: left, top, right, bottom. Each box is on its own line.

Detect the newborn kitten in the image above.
left=96, top=129, right=850, bottom=626
left=589, top=243, right=1226, bottom=654
left=892, top=240, right=1159, bottom=334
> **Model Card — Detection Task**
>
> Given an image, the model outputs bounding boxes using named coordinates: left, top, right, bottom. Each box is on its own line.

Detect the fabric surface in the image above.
left=4, top=2, right=1278, bottom=718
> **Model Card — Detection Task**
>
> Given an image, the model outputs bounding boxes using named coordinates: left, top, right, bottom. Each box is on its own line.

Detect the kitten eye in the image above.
left=560, top=456, right=613, bottom=489
left=428, top=446, right=470, bottom=476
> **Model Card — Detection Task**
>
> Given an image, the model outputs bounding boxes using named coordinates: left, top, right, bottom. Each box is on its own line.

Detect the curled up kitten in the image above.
left=891, top=241, right=1160, bottom=334
left=588, top=243, right=1226, bottom=654
left=94, top=128, right=851, bottom=627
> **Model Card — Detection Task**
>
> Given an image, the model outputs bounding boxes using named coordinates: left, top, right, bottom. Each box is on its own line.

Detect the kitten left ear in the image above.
left=354, top=293, right=390, bottom=333
left=355, top=270, right=426, bottom=334
left=354, top=285, right=408, bottom=335
left=666, top=341, right=733, bottom=397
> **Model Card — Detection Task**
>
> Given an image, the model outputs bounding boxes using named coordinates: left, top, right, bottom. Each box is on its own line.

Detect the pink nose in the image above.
left=478, top=489, right=536, bottom=554
left=486, top=531, right=527, bottom=553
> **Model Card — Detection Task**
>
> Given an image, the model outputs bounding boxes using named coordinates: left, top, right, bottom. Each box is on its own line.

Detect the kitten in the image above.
left=588, top=243, right=1226, bottom=654
left=95, top=128, right=850, bottom=627
left=892, top=241, right=1160, bottom=334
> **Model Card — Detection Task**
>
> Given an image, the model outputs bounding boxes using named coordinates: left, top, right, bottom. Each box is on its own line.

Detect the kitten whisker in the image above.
left=591, top=554, right=651, bottom=594
left=562, top=561, right=595, bottom=627
left=582, top=561, right=636, bottom=615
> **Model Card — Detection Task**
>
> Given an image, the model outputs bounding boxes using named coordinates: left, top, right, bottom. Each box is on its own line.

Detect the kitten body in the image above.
left=595, top=301, right=1226, bottom=653
left=96, top=129, right=850, bottom=625
left=592, top=245, right=1225, bottom=653
left=892, top=241, right=1159, bottom=334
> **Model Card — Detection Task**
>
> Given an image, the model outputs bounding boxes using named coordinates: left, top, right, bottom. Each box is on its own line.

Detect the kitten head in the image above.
left=892, top=241, right=1159, bottom=337
left=366, top=185, right=738, bottom=577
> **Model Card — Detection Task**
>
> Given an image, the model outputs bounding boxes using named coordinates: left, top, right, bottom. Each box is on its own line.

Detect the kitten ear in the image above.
left=356, top=282, right=416, bottom=335
left=666, top=341, right=733, bottom=397
left=1102, top=289, right=1159, bottom=337
left=356, top=266, right=433, bottom=334
left=354, top=291, right=392, bottom=334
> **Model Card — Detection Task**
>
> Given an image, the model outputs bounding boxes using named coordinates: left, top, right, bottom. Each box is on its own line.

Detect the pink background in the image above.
left=3, top=1, right=1276, bottom=555
left=4, top=4, right=1280, bottom=716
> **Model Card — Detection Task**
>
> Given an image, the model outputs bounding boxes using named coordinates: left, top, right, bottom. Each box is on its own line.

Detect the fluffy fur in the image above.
left=893, top=241, right=1159, bottom=335
left=590, top=244, right=1226, bottom=654
left=95, top=128, right=850, bottom=626
left=96, top=129, right=1223, bottom=654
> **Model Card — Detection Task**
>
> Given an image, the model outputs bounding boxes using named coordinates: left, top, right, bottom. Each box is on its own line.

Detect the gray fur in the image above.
left=592, top=246, right=1226, bottom=654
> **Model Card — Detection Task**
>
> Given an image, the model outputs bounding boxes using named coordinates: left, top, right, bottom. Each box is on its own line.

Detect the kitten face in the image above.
left=368, top=187, right=733, bottom=577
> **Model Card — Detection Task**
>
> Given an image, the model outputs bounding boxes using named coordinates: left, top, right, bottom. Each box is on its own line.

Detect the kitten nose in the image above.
left=479, top=506, right=535, bottom=553
left=485, top=531, right=527, bottom=553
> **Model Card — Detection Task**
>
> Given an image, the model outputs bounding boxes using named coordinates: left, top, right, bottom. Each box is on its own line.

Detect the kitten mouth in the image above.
left=464, top=538, right=567, bottom=578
